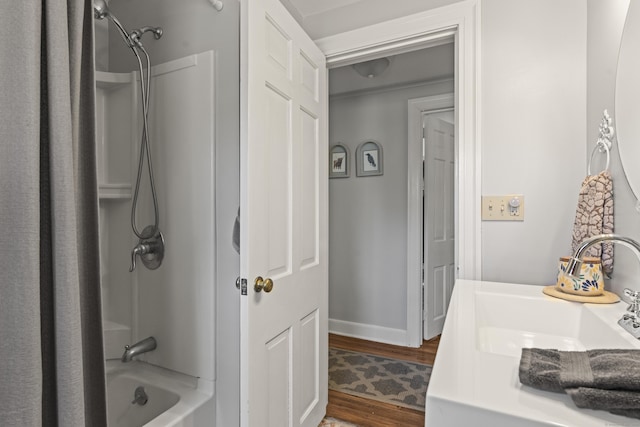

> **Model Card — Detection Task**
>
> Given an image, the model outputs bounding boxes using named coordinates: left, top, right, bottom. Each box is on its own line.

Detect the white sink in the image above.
left=425, top=280, right=640, bottom=427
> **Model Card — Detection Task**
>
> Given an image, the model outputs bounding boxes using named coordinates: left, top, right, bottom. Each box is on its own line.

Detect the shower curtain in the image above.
left=0, top=2, right=106, bottom=426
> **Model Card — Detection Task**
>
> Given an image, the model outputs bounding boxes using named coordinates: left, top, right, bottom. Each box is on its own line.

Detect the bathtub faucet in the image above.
left=121, top=336, right=157, bottom=362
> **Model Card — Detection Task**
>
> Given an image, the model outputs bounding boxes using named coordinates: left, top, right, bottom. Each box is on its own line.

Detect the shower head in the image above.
left=92, top=0, right=163, bottom=49
left=93, top=0, right=110, bottom=20
left=92, top=0, right=136, bottom=48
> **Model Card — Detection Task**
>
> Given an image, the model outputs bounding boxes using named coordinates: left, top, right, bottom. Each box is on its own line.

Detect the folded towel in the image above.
left=519, top=348, right=565, bottom=393
left=566, top=387, right=640, bottom=419
left=520, top=348, right=640, bottom=392
left=520, top=348, right=640, bottom=420
left=571, top=171, right=614, bottom=276
left=566, top=387, right=640, bottom=411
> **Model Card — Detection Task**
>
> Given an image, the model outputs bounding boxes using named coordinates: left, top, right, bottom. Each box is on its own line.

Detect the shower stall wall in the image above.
left=94, top=1, right=242, bottom=425
left=96, top=50, right=216, bottom=378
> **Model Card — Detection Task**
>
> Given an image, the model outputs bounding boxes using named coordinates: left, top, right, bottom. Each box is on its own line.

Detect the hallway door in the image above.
left=423, top=115, right=455, bottom=340
left=240, top=0, right=328, bottom=425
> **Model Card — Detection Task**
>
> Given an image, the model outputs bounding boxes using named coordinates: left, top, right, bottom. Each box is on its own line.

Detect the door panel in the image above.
left=265, top=86, right=292, bottom=277
left=241, top=0, right=328, bottom=424
left=433, top=266, right=446, bottom=318
left=300, top=109, right=319, bottom=268
left=266, top=329, right=292, bottom=426
left=300, top=310, right=320, bottom=419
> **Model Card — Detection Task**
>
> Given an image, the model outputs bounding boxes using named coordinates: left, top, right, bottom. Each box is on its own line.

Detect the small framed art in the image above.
left=356, top=141, right=383, bottom=177
left=329, top=144, right=350, bottom=178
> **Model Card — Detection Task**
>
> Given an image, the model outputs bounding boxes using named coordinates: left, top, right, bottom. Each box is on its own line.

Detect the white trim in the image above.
left=316, top=1, right=472, bottom=67
left=330, top=76, right=454, bottom=101
left=329, top=319, right=408, bottom=347
left=318, top=0, right=482, bottom=346
left=407, top=94, right=455, bottom=347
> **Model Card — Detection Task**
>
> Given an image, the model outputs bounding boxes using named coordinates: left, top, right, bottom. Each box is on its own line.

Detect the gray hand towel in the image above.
left=519, top=348, right=565, bottom=393
left=566, top=387, right=640, bottom=410
left=520, top=348, right=640, bottom=391
left=566, top=387, right=640, bottom=419
left=520, top=348, right=640, bottom=420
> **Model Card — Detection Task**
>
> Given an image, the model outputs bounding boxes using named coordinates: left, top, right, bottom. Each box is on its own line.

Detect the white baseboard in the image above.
left=329, top=318, right=409, bottom=347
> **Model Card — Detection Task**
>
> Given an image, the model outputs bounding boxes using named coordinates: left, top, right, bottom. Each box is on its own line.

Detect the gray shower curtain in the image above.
left=0, top=1, right=107, bottom=426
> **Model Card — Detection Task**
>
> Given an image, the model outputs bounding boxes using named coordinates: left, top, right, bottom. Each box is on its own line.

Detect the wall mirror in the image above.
left=616, top=1, right=640, bottom=199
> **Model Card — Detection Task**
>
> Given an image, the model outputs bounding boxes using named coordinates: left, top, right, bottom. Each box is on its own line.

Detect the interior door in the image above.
left=423, top=116, right=455, bottom=340
left=240, top=0, right=328, bottom=425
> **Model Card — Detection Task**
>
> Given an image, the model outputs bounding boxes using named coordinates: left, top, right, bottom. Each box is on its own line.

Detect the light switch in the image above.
left=482, top=195, right=524, bottom=221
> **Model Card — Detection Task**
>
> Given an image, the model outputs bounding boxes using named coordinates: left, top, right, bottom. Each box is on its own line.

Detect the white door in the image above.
left=423, top=116, right=455, bottom=340
left=240, top=0, right=328, bottom=425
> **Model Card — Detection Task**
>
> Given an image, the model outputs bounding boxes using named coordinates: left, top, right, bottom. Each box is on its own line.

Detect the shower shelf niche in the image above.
left=95, top=70, right=135, bottom=202
left=99, top=183, right=132, bottom=200
left=96, top=70, right=132, bottom=89
left=95, top=69, right=137, bottom=355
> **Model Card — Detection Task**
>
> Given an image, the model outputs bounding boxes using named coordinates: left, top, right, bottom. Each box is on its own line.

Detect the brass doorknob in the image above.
left=254, top=276, right=274, bottom=293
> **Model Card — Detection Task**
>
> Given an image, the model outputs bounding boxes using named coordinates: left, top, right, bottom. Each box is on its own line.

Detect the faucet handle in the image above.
left=129, top=243, right=150, bottom=272
left=623, top=288, right=640, bottom=314
left=623, top=288, right=640, bottom=300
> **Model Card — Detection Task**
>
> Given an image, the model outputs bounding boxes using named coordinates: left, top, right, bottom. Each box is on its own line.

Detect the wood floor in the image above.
left=326, top=333, right=440, bottom=427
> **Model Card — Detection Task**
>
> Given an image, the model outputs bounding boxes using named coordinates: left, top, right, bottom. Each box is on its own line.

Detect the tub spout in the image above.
left=121, top=336, right=157, bottom=362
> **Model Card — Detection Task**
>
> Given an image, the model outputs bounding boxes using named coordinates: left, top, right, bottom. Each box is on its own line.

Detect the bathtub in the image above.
left=106, top=360, right=214, bottom=427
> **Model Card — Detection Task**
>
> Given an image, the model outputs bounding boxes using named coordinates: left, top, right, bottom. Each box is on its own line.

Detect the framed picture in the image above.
left=329, top=144, right=350, bottom=178
left=356, top=141, right=383, bottom=177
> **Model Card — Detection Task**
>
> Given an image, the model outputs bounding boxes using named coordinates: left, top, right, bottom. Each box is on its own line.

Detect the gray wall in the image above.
left=587, top=0, right=639, bottom=296
left=329, top=80, right=453, bottom=334
left=327, top=0, right=588, bottom=343
left=480, top=0, right=587, bottom=285
left=106, top=1, right=240, bottom=426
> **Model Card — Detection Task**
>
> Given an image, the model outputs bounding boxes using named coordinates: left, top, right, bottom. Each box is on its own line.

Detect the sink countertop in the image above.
left=425, top=280, right=640, bottom=427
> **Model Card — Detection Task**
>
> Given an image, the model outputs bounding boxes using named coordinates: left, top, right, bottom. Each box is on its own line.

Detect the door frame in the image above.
left=316, top=0, right=481, bottom=347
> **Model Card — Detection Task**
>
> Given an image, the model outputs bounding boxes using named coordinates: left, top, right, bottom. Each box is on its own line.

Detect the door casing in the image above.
left=317, top=0, right=481, bottom=347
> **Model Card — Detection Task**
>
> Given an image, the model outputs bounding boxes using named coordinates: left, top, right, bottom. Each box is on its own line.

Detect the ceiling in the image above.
left=329, top=42, right=454, bottom=96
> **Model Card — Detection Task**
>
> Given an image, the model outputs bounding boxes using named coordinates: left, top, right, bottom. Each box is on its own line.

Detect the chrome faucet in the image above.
left=565, top=234, right=640, bottom=339
left=121, top=336, right=157, bottom=362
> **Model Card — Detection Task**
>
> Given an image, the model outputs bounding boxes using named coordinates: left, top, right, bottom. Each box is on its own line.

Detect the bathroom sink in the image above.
left=425, top=280, right=640, bottom=427
left=474, top=289, right=632, bottom=357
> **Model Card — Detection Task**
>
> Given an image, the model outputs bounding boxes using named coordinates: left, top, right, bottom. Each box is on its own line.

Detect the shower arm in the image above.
left=130, top=27, right=163, bottom=44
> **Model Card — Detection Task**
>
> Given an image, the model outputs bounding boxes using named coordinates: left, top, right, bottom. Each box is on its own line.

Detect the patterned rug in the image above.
left=328, top=348, right=432, bottom=412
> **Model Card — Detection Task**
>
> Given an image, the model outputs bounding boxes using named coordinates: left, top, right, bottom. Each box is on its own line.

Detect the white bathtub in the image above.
left=106, top=360, right=214, bottom=427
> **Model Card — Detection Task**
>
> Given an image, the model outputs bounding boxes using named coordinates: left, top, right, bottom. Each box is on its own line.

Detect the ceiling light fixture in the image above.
left=351, top=57, right=390, bottom=79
